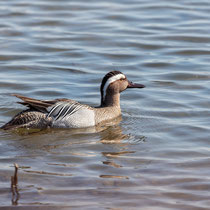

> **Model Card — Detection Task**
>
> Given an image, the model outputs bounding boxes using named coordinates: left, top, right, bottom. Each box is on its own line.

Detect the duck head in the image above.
left=100, top=71, right=145, bottom=106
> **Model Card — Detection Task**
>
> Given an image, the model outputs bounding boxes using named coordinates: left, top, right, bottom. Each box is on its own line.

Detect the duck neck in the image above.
left=101, top=92, right=121, bottom=107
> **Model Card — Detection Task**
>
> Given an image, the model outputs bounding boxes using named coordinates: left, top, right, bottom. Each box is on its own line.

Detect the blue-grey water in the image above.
left=0, top=0, right=210, bottom=209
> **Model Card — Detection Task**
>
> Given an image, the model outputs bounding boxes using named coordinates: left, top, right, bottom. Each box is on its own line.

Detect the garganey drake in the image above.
left=1, top=71, right=145, bottom=130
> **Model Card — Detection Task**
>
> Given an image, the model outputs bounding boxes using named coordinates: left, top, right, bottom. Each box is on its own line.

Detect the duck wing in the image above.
left=1, top=94, right=93, bottom=130
left=12, top=94, right=73, bottom=112
left=12, top=94, right=93, bottom=121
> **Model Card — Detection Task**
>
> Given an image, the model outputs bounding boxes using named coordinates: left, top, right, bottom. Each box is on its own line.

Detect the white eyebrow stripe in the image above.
left=103, top=73, right=125, bottom=101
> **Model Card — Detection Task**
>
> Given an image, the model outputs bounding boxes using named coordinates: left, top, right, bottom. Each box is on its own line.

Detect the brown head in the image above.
left=100, top=71, right=145, bottom=106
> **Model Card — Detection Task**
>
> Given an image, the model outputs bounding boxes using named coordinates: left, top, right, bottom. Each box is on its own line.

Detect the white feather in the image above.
left=52, top=108, right=95, bottom=128
left=47, top=101, right=95, bottom=128
left=103, top=73, right=125, bottom=100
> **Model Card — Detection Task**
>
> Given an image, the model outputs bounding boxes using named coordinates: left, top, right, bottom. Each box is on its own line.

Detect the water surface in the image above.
left=0, top=0, right=210, bottom=209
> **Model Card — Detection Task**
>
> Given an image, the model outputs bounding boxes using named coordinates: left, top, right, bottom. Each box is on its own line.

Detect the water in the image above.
left=0, top=0, right=210, bottom=209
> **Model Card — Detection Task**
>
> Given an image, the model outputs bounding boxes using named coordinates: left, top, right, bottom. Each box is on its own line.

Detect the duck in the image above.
left=1, top=71, right=145, bottom=130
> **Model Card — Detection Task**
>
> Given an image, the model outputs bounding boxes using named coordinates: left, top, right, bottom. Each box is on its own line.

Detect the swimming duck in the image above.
left=1, top=71, right=145, bottom=130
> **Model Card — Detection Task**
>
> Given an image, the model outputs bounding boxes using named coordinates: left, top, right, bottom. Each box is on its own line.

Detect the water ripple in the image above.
left=0, top=0, right=210, bottom=209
